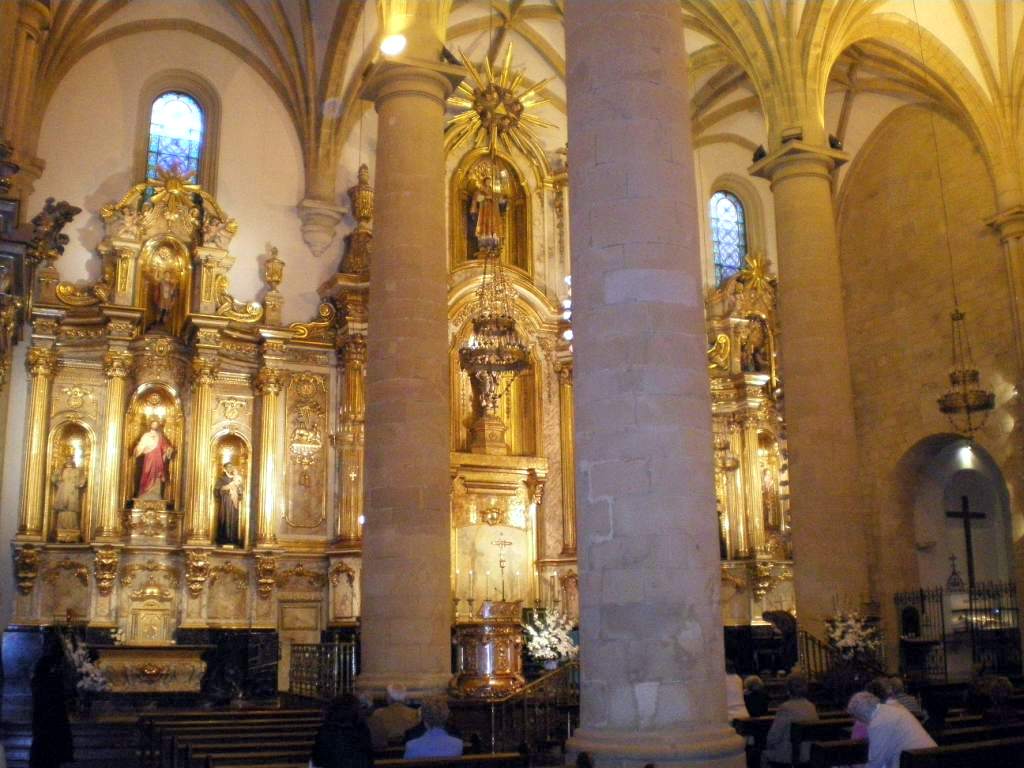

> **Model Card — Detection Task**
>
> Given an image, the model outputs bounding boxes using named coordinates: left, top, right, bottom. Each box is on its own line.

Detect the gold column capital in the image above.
left=255, top=366, right=285, bottom=394
left=103, top=349, right=134, bottom=378
left=343, top=335, right=367, bottom=365
left=26, top=346, right=57, bottom=376
left=190, top=357, right=219, bottom=385
left=185, top=549, right=211, bottom=598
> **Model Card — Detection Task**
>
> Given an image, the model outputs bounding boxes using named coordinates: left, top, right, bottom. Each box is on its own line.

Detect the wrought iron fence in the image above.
left=288, top=641, right=358, bottom=699
left=894, top=581, right=1020, bottom=682
left=485, top=660, right=580, bottom=754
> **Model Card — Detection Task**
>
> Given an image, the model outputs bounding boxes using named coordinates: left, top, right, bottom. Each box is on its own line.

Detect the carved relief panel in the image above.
left=283, top=372, right=327, bottom=531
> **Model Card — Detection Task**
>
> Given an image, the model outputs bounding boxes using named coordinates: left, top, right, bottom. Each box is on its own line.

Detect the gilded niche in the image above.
left=284, top=373, right=327, bottom=529
left=47, top=420, right=92, bottom=543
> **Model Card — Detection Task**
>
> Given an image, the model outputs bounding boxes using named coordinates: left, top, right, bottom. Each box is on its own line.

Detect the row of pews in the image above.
left=139, top=707, right=527, bottom=768
left=734, top=704, right=1024, bottom=768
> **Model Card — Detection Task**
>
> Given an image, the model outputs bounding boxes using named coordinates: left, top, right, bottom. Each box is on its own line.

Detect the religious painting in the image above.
left=122, top=385, right=183, bottom=510
left=46, top=421, right=93, bottom=543
left=139, top=236, right=191, bottom=335
left=450, top=149, right=531, bottom=273
left=211, top=432, right=249, bottom=548
left=758, top=430, right=783, bottom=533
left=283, top=373, right=327, bottom=530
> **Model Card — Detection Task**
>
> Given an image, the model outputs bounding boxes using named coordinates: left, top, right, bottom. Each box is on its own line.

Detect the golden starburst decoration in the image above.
left=447, top=44, right=554, bottom=164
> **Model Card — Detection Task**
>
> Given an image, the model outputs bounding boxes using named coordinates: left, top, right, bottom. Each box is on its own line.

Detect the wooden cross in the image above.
left=946, top=495, right=985, bottom=590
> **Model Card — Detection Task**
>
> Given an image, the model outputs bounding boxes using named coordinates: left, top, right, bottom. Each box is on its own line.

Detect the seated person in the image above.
left=743, top=675, right=770, bottom=717
left=368, top=683, right=420, bottom=751
left=847, top=691, right=936, bottom=768
left=887, top=676, right=924, bottom=719
left=725, top=661, right=749, bottom=720
left=403, top=697, right=463, bottom=759
left=852, top=678, right=894, bottom=740
left=763, top=673, right=817, bottom=768
left=311, top=694, right=374, bottom=768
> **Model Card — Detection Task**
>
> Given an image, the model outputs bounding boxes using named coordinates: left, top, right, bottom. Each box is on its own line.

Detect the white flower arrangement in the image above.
left=61, top=633, right=110, bottom=694
left=524, top=610, right=578, bottom=662
left=825, top=611, right=881, bottom=661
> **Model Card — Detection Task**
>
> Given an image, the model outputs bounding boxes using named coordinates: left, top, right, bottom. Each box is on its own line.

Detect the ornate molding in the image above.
left=255, top=554, right=276, bottom=598
left=94, top=547, right=120, bottom=596
left=209, top=561, right=248, bottom=591
left=42, top=558, right=89, bottom=587
left=329, top=561, right=356, bottom=588
left=276, top=562, right=327, bottom=589
left=103, top=350, right=134, bottom=379
left=255, top=367, right=285, bottom=395
left=289, top=301, right=337, bottom=342
left=121, top=560, right=180, bottom=587
left=26, top=347, right=57, bottom=377
left=190, top=358, right=219, bottom=386
left=184, top=550, right=211, bottom=598
left=14, top=545, right=40, bottom=594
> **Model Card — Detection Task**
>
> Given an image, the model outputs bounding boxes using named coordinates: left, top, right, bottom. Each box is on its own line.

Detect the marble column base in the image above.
left=355, top=671, right=453, bottom=700
left=567, top=725, right=745, bottom=768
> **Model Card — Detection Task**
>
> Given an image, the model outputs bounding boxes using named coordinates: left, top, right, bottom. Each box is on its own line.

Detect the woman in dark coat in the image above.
left=29, top=632, right=73, bottom=768
left=311, top=694, right=374, bottom=768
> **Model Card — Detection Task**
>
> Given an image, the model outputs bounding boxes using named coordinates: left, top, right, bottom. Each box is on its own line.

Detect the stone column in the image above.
left=254, top=365, right=284, bottom=547
left=357, top=33, right=461, bottom=696
left=556, top=357, right=577, bottom=555
left=93, top=350, right=133, bottom=540
left=184, top=358, right=219, bottom=543
left=565, top=2, right=744, bottom=765
left=337, top=335, right=367, bottom=543
left=750, top=143, right=866, bottom=631
left=2, top=0, right=49, bottom=198
left=17, top=346, right=57, bottom=539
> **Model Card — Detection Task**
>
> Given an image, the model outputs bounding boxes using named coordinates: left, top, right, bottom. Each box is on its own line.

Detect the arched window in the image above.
left=709, top=190, right=748, bottom=285
left=146, top=91, right=205, bottom=181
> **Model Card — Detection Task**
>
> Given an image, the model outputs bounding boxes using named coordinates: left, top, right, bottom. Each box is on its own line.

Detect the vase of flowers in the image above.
left=525, top=610, right=577, bottom=670
left=61, top=632, right=109, bottom=713
left=822, top=610, right=882, bottom=704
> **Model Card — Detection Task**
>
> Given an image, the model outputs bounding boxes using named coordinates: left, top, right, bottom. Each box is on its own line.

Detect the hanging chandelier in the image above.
left=451, top=44, right=549, bottom=455
left=937, top=309, right=994, bottom=437
left=458, top=166, right=529, bottom=454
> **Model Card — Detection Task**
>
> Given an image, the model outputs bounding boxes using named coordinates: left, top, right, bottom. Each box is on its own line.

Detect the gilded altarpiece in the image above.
left=9, top=169, right=351, bottom=691
left=706, top=256, right=795, bottom=626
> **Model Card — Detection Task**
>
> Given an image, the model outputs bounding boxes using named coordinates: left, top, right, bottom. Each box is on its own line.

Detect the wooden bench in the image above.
left=203, top=754, right=528, bottom=768
left=790, top=718, right=854, bottom=766
left=899, top=735, right=1024, bottom=767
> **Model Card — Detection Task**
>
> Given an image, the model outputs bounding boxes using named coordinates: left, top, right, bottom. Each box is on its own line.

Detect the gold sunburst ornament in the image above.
left=447, top=44, right=554, bottom=163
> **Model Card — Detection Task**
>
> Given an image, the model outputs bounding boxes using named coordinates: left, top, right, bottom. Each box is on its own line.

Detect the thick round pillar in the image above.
left=565, top=1, right=744, bottom=765
left=358, top=61, right=454, bottom=696
left=750, top=147, right=868, bottom=632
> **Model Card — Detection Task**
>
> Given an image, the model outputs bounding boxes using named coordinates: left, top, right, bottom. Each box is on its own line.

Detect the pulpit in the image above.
left=451, top=600, right=525, bottom=698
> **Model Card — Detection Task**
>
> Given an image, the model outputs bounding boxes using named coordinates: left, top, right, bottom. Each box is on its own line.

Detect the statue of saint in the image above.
left=469, top=168, right=506, bottom=255
left=133, top=419, right=174, bottom=501
left=150, top=266, right=178, bottom=330
left=215, top=462, right=243, bottom=546
left=52, top=458, right=86, bottom=538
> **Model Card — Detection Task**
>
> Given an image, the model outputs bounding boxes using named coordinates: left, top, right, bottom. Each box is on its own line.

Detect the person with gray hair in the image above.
left=887, top=676, right=924, bottom=719
left=847, top=691, right=935, bottom=768
left=367, top=682, right=420, bottom=750
left=403, top=697, right=462, bottom=759
left=763, top=673, right=818, bottom=767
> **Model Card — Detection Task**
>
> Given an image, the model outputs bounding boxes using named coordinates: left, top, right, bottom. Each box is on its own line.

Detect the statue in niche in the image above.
left=762, top=464, right=780, bottom=531
left=215, top=462, right=243, bottom=547
left=149, top=265, right=179, bottom=331
left=469, top=166, right=506, bottom=253
left=133, top=419, right=175, bottom=501
left=52, top=457, right=86, bottom=541
left=740, top=317, right=770, bottom=373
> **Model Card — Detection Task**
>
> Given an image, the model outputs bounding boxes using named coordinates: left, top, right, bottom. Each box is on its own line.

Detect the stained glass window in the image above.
left=146, top=92, right=204, bottom=181
left=709, top=190, right=747, bottom=285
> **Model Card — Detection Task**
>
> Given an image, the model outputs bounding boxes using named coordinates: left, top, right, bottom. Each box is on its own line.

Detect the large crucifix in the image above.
left=946, top=495, right=985, bottom=590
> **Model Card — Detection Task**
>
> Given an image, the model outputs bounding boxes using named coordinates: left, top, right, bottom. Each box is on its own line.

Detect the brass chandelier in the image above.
left=937, top=309, right=994, bottom=437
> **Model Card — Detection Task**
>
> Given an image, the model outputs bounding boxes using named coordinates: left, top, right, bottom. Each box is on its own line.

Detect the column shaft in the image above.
left=558, top=362, right=577, bottom=555
left=751, top=148, right=867, bottom=631
left=740, top=418, right=766, bottom=555
left=94, top=350, right=133, bottom=539
left=255, top=366, right=284, bottom=546
left=565, top=1, right=743, bottom=765
left=185, top=358, right=218, bottom=542
left=358, top=60, right=454, bottom=695
left=18, top=346, right=56, bottom=538
left=338, top=336, right=366, bottom=542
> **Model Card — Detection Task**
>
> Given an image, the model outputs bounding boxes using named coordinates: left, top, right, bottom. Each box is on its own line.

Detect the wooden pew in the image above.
left=790, top=718, right=854, bottom=767
left=203, top=754, right=528, bottom=768
left=900, top=735, right=1024, bottom=767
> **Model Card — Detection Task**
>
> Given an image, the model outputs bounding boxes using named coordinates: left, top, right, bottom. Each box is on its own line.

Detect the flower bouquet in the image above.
left=60, top=632, right=109, bottom=710
left=525, top=610, right=577, bottom=668
left=825, top=611, right=881, bottom=662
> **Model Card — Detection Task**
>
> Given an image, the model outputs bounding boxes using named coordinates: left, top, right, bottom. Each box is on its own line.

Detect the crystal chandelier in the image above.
left=458, top=163, right=529, bottom=455
left=937, top=309, right=994, bottom=437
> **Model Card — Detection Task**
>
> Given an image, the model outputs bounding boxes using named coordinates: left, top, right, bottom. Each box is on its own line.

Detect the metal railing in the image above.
left=798, top=629, right=841, bottom=681
left=484, top=661, right=580, bottom=754
left=288, top=641, right=358, bottom=699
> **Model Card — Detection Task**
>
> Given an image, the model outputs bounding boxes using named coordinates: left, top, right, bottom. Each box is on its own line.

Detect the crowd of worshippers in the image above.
left=731, top=668, right=1021, bottom=768
left=310, top=683, right=477, bottom=768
